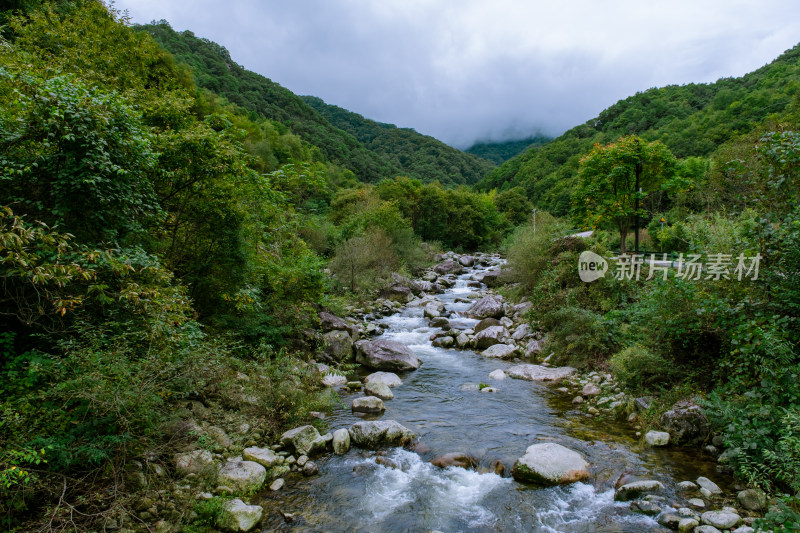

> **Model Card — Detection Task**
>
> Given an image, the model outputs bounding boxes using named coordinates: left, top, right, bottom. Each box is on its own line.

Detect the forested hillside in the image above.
left=302, top=97, right=494, bottom=185
left=477, top=44, right=800, bottom=214
left=465, top=135, right=551, bottom=164
left=139, top=21, right=401, bottom=183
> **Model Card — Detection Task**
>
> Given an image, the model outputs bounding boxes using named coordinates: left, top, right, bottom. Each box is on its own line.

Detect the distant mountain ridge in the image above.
left=476, top=42, right=800, bottom=214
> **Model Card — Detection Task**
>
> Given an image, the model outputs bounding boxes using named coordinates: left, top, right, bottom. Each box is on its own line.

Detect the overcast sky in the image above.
left=114, top=0, right=800, bottom=148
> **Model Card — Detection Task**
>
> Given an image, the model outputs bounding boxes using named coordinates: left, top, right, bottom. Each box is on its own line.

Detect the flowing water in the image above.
left=258, top=258, right=726, bottom=532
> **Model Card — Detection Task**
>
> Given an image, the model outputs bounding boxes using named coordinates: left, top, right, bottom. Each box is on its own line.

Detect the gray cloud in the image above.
left=115, top=0, right=800, bottom=148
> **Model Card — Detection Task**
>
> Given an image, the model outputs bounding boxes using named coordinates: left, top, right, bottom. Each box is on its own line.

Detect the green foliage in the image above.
left=303, top=96, right=495, bottom=185
left=466, top=135, right=552, bottom=165
left=0, top=70, right=160, bottom=242
left=329, top=228, right=399, bottom=294
left=140, top=22, right=398, bottom=183
left=571, top=135, right=679, bottom=253
left=610, top=345, right=678, bottom=392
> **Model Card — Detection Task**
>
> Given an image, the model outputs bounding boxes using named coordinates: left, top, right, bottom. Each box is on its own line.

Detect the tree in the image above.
left=572, top=135, right=678, bottom=253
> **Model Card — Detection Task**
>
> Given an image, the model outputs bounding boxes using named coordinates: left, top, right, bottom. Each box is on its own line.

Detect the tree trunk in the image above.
left=619, top=226, right=628, bottom=254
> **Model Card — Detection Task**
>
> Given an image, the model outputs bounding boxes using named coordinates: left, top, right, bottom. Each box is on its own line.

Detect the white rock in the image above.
left=242, top=447, right=280, bottom=468
left=511, top=443, right=590, bottom=485
left=507, top=364, right=576, bottom=381
left=269, top=478, right=284, bottom=491
left=481, top=344, right=518, bottom=359
left=174, top=450, right=214, bottom=477
left=332, top=428, right=350, bottom=454
left=645, top=430, right=670, bottom=446
left=488, top=369, right=507, bottom=380
left=363, top=372, right=403, bottom=387
left=321, top=373, right=347, bottom=387
left=364, top=381, right=394, bottom=400
left=217, top=461, right=267, bottom=493
left=696, top=476, right=723, bottom=495
left=701, top=510, right=741, bottom=529
left=351, top=396, right=385, bottom=413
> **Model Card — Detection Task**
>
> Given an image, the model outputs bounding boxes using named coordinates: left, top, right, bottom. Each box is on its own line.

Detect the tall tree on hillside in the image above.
left=572, top=135, right=678, bottom=253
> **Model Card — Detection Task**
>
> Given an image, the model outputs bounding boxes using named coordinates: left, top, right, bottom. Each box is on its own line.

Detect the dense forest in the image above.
left=302, top=96, right=494, bottom=185
left=465, top=135, right=552, bottom=164
left=1, top=0, right=799, bottom=531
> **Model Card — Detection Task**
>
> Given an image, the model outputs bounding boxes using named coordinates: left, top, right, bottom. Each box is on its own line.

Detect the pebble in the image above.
left=270, top=478, right=285, bottom=491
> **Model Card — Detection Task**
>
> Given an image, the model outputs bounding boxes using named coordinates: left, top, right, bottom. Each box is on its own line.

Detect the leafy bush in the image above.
left=610, top=345, right=678, bottom=392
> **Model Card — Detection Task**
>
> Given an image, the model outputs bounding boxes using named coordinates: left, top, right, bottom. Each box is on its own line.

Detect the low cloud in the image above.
left=117, top=0, right=800, bottom=148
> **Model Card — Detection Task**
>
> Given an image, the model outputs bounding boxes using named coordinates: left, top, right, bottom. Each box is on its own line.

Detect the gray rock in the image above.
left=512, top=324, right=532, bottom=341
left=217, top=499, right=263, bottom=532
left=479, top=269, right=502, bottom=287
left=302, top=461, right=319, bottom=476
left=511, top=443, right=590, bottom=485
left=523, top=339, right=543, bottom=357
left=473, top=317, right=501, bottom=333
left=458, top=255, right=475, bottom=267
left=332, top=428, right=350, bottom=455
left=280, top=425, right=323, bottom=456
left=242, top=447, right=280, bottom=469
left=434, top=260, right=464, bottom=275
left=431, top=452, right=478, bottom=469
left=430, top=317, right=450, bottom=328
left=175, top=450, right=215, bottom=477
left=472, top=326, right=510, bottom=349
left=322, top=330, right=353, bottom=361
left=630, top=500, right=661, bottom=515
left=432, top=336, right=454, bottom=348
left=319, top=311, right=357, bottom=337
left=701, top=510, right=741, bottom=529
left=354, top=339, right=422, bottom=371
left=466, top=295, right=505, bottom=319
left=513, top=301, right=534, bottom=317
left=614, top=480, right=665, bottom=502
left=206, top=426, right=233, bottom=450
left=269, top=478, right=284, bottom=491
left=217, top=461, right=266, bottom=493
left=348, top=420, right=416, bottom=449
left=693, top=525, right=722, bottom=533
left=678, top=480, right=699, bottom=492
left=581, top=383, right=601, bottom=396
left=658, top=514, right=682, bottom=530
left=481, top=344, right=518, bottom=359
left=644, top=430, right=670, bottom=446
left=488, top=369, right=507, bottom=380
left=677, top=518, right=699, bottom=533
left=364, top=371, right=403, bottom=387
left=424, top=301, right=445, bottom=319
left=364, top=381, right=394, bottom=400
left=572, top=396, right=584, bottom=404
left=731, top=527, right=754, bottom=533
left=634, top=396, right=653, bottom=411
left=352, top=396, right=385, bottom=413
left=696, top=476, right=723, bottom=495
left=456, top=332, right=471, bottom=347
left=688, top=498, right=705, bottom=508
left=507, top=364, right=576, bottom=381
left=381, top=284, right=413, bottom=303
left=737, top=488, right=767, bottom=511
left=661, top=400, right=710, bottom=445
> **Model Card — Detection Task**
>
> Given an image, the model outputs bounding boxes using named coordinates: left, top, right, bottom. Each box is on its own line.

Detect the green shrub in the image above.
left=610, top=345, right=678, bottom=392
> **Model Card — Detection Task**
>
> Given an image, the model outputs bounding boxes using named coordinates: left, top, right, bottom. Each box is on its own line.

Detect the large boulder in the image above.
left=644, top=430, right=670, bottom=446
left=481, top=344, right=518, bottom=359
left=348, top=420, right=416, bottom=449
left=737, top=488, right=767, bottom=512
left=217, top=461, right=267, bottom=493
left=352, top=396, right=386, bottom=413
left=321, top=330, right=353, bottom=361
left=380, top=284, right=413, bottom=303
left=332, top=428, right=351, bottom=454
left=355, top=339, right=421, bottom=371
left=614, top=480, right=665, bottom=501
left=507, top=364, right=576, bottom=381
left=174, top=449, right=215, bottom=477
left=423, top=301, right=445, bottom=318
left=280, top=425, right=325, bottom=456
left=701, top=510, right=741, bottom=529
left=391, top=272, right=422, bottom=296
left=660, top=400, right=710, bottom=445
left=434, top=260, right=464, bottom=275
left=458, top=255, right=475, bottom=267
left=511, top=443, right=590, bottom=485
left=217, top=499, right=263, bottom=532
left=364, top=371, right=403, bottom=387
left=473, top=317, right=501, bottom=333
left=523, top=339, right=543, bottom=358
left=318, top=312, right=357, bottom=337
left=472, top=326, right=510, bottom=349
left=466, top=295, right=504, bottom=319
left=512, top=323, right=532, bottom=341
left=479, top=269, right=502, bottom=287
